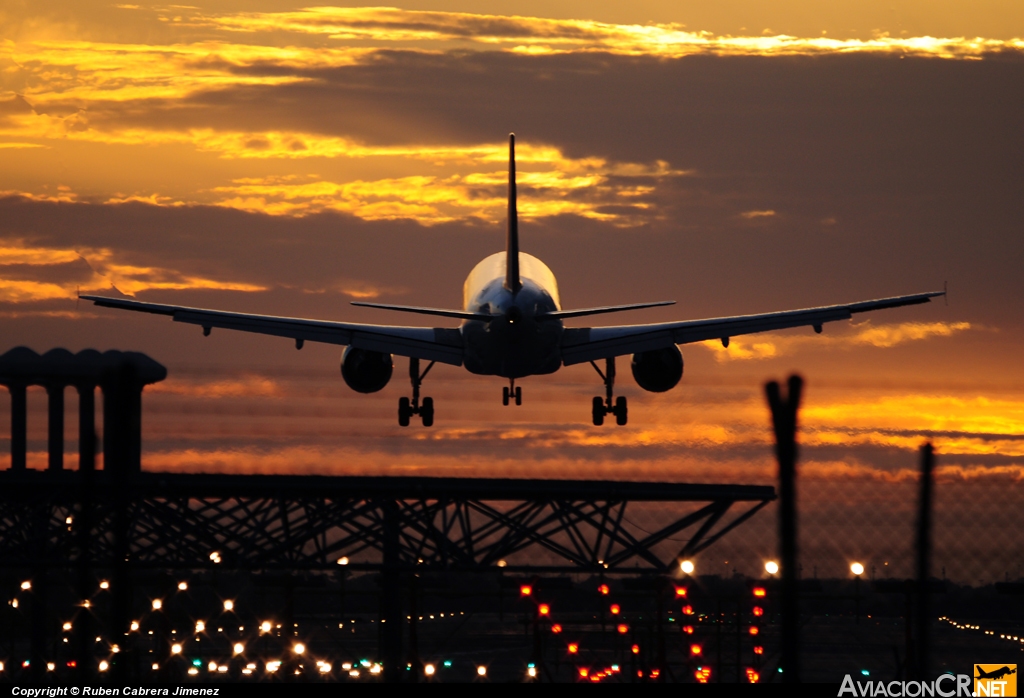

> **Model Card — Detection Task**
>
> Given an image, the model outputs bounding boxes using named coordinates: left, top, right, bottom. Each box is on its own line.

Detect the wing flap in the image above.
left=560, top=292, right=942, bottom=365
left=82, top=295, right=465, bottom=366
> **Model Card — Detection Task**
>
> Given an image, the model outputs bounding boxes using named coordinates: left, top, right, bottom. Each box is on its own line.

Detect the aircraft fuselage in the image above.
left=460, top=251, right=563, bottom=378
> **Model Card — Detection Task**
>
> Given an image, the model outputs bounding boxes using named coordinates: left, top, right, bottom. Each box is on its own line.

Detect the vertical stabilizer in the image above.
left=505, top=133, right=521, bottom=294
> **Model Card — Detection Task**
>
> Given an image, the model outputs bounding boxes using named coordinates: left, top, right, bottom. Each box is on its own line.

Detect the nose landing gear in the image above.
left=398, top=357, right=436, bottom=427
left=590, top=357, right=627, bottom=426
left=502, top=379, right=522, bottom=406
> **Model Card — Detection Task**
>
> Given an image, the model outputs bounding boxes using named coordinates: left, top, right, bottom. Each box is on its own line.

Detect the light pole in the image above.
left=850, top=563, right=865, bottom=624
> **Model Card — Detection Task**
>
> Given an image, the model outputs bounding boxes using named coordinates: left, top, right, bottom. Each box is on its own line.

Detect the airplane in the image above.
left=82, top=134, right=945, bottom=427
left=976, top=667, right=1017, bottom=680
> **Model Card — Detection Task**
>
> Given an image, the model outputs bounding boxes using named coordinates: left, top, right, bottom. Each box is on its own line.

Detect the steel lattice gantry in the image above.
left=0, top=472, right=774, bottom=574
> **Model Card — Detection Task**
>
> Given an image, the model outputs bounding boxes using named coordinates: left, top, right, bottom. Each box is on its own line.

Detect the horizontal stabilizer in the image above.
left=540, top=300, right=676, bottom=320
left=351, top=301, right=495, bottom=322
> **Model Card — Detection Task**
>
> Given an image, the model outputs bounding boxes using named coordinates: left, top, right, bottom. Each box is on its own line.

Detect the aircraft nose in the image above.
left=506, top=306, right=523, bottom=324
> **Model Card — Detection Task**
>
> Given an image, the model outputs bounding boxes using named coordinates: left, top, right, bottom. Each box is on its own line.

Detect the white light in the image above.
left=209, top=551, right=221, bottom=563
left=527, top=666, right=537, bottom=678
left=195, top=621, right=205, bottom=633
left=349, top=669, right=360, bottom=678
left=680, top=560, right=695, bottom=575
left=765, top=561, right=779, bottom=575
left=233, top=643, right=244, bottom=655
left=111, top=645, right=120, bottom=654
left=477, top=665, right=487, bottom=676
left=223, top=600, right=234, bottom=611
left=152, top=599, right=163, bottom=610
left=99, top=580, right=109, bottom=590
left=171, top=643, right=182, bottom=655
left=260, top=621, right=272, bottom=633
left=217, top=665, right=227, bottom=673
left=208, top=661, right=217, bottom=672
left=336, top=556, right=349, bottom=565
left=497, top=560, right=507, bottom=567
left=370, top=664, right=381, bottom=675
left=187, top=667, right=198, bottom=676
left=178, top=581, right=188, bottom=591
left=425, top=663, right=436, bottom=676
left=99, top=660, right=109, bottom=672
left=319, top=663, right=331, bottom=673
left=66, top=516, right=73, bottom=525
left=10, top=599, right=17, bottom=608
left=63, top=622, right=72, bottom=631
left=851, top=562, right=865, bottom=576
left=242, top=668, right=252, bottom=675
left=151, top=663, right=159, bottom=671
left=293, top=643, right=305, bottom=655
left=46, top=662, right=55, bottom=672
left=266, top=661, right=281, bottom=673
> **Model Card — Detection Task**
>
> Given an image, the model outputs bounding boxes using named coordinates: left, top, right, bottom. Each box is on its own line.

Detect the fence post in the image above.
left=766, top=374, right=803, bottom=684
left=914, top=443, right=935, bottom=679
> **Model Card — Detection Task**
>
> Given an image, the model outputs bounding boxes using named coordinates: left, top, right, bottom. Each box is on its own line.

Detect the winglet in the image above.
left=504, top=133, right=521, bottom=294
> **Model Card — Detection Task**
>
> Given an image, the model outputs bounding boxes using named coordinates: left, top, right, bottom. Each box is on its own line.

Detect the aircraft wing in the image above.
left=559, top=292, right=944, bottom=366
left=80, top=296, right=465, bottom=366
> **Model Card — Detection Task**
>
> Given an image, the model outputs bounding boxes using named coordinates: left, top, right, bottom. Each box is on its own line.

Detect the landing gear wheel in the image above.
left=614, top=395, right=628, bottom=426
left=502, top=386, right=510, bottom=406
left=514, top=386, right=522, bottom=406
left=592, top=396, right=605, bottom=426
left=420, top=397, right=434, bottom=427
left=398, top=397, right=412, bottom=427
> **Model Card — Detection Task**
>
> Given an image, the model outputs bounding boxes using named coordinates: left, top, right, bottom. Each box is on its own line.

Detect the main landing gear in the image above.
left=398, top=357, right=436, bottom=427
left=590, top=357, right=627, bottom=426
left=502, top=379, right=522, bottom=406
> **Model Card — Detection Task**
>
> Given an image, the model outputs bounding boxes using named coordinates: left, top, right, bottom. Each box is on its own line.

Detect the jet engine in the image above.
left=341, top=347, right=393, bottom=393
left=631, top=346, right=683, bottom=393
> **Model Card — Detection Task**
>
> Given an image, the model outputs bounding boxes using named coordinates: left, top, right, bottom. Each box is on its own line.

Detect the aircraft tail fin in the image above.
left=504, top=133, right=521, bottom=294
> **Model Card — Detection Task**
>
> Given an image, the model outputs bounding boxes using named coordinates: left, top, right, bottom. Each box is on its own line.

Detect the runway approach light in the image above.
left=293, top=643, right=306, bottom=655
left=171, top=643, right=182, bottom=655
left=195, top=621, right=205, bottom=633
left=424, top=664, right=435, bottom=676
left=233, top=643, right=244, bottom=655
left=223, top=600, right=234, bottom=612
left=151, top=599, right=162, bottom=610
left=851, top=562, right=865, bottom=576
left=680, top=560, right=695, bottom=575
left=336, top=556, right=349, bottom=566
left=538, top=604, right=550, bottom=616
left=477, top=665, right=487, bottom=677
left=178, top=581, right=188, bottom=591
left=598, top=584, right=610, bottom=595
left=99, top=580, right=110, bottom=590
left=765, top=561, right=779, bottom=575
left=20, top=581, right=31, bottom=591
left=261, top=621, right=272, bottom=633
left=520, top=585, right=532, bottom=597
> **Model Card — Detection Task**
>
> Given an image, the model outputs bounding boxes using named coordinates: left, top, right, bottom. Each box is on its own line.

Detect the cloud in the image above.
left=740, top=209, right=775, bottom=218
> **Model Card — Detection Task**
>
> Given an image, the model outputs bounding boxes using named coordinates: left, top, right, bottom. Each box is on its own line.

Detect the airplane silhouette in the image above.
left=83, top=134, right=944, bottom=427
left=976, top=666, right=1017, bottom=680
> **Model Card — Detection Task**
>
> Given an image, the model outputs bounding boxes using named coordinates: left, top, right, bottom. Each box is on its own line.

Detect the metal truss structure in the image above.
left=0, top=472, right=774, bottom=574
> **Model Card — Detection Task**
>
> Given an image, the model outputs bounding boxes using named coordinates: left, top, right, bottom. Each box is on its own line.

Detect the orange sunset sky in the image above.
left=1, top=1, right=1023, bottom=582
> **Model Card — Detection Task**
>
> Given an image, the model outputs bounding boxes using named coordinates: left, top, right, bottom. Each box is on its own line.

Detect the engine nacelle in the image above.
left=631, top=346, right=683, bottom=393
left=341, top=347, right=393, bottom=393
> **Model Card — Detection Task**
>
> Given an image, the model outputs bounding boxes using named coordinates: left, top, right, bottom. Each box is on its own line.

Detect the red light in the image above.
left=749, top=626, right=759, bottom=636
left=520, top=585, right=532, bottom=597
left=568, top=643, right=579, bottom=654
left=690, top=644, right=702, bottom=655
left=578, top=668, right=588, bottom=678
left=610, top=604, right=620, bottom=615
left=538, top=604, right=550, bottom=616
left=747, top=668, right=760, bottom=683
left=695, top=667, right=712, bottom=683
left=683, top=625, right=694, bottom=634
left=753, top=587, right=766, bottom=598
left=551, top=624, right=563, bottom=634
left=611, top=666, right=621, bottom=673
left=682, top=605, right=694, bottom=615
left=675, top=586, right=687, bottom=597
left=753, top=606, right=764, bottom=617
left=598, top=584, right=610, bottom=595
left=637, top=670, right=644, bottom=678
left=589, top=675, right=600, bottom=683
left=617, top=624, right=628, bottom=634
left=651, top=669, right=661, bottom=678
left=66, top=661, right=76, bottom=668
left=631, top=644, right=640, bottom=655
left=754, top=646, right=764, bottom=655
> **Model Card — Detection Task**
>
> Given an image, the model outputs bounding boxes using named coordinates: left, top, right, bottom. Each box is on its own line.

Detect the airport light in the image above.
left=579, top=668, right=589, bottom=678
left=527, top=666, right=537, bottom=678
left=765, top=561, right=779, bottom=576
left=293, top=642, right=305, bottom=655
left=47, top=662, right=55, bottom=672
left=178, top=581, right=188, bottom=591
left=568, top=643, right=579, bottom=654
left=477, top=665, right=487, bottom=677
left=336, top=556, right=349, bottom=566
left=63, top=622, right=72, bottom=631
left=233, top=643, right=244, bottom=655
left=538, top=604, right=550, bottom=616
left=130, top=621, right=139, bottom=632
left=209, top=551, right=221, bottom=564
left=754, top=646, right=764, bottom=655
left=223, top=600, right=234, bottom=612
left=20, top=581, right=31, bottom=591
left=749, top=626, right=760, bottom=636
left=691, top=644, right=702, bottom=655
left=851, top=562, right=865, bottom=576
left=551, top=624, right=562, bottom=634
left=680, top=560, right=695, bottom=575
left=682, top=605, right=694, bottom=615
left=617, top=624, right=628, bottom=634
left=695, top=667, right=711, bottom=683
left=675, top=586, right=688, bottom=597
left=98, top=661, right=109, bottom=672
left=99, top=580, right=109, bottom=590
left=497, top=560, right=507, bottom=567
left=683, top=625, right=694, bottom=634
left=747, top=668, right=760, bottom=683
left=424, top=663, right=435, bottom=676
left=151, top=599, right=162, bottom=610
left=520, top=584, right=532, bottom=597
left=195, top=620, right=205, bottom=633
left=753, top=606, right=764, bottom=616
left=318, top=662, right=331, bottom=674
left=631, top=644, right=640, bottom=654
left=598, top=584, right=610, bottom=595
left=171, top=643, right=182, bottom=655
left=260, top=621, right=272, bottom=633
left=752, top=587, right=767, bottom=598
left=610, top=604, right=620, bottom=615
